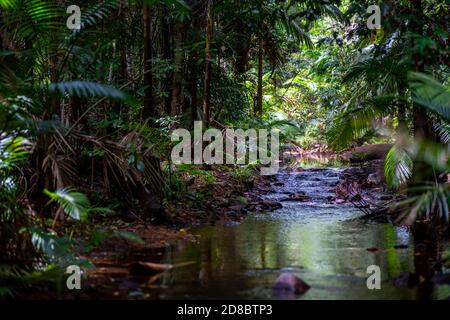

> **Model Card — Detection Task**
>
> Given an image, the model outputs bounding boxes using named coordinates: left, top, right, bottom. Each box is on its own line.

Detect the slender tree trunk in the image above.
left=143, top=4, right=154, bottom=119
left=170, top=22, right=185, bottom=116
left=202, top=0, right=213, bottom=128
left=410, top=0, right=436, bottom=185
left=397, top=83, right=408, bottom=134
left=119, top=2, right=129, bottom=86
left=234, top=20, right=250, bottom=74
left=115, top=39, right=128, bottom=114
left=189, top=49, right=198, bottom=128
left=255, top=36, right=264, bottom=115
left=161, top=8, right=172, bottom=115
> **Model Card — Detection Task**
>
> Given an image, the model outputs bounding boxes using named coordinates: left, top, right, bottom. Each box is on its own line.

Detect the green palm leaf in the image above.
left=1, top=0, right=64, bottom=40
left=44, top=188, right=90, bottom=221
left=48, top=81, right=136, bottom=104
left=0, top=136, right=29, bottom=171
left=327, top=96, right=394, bottom=150
left=395, top=183, right=450, bottom=225
left=80, top=0, right=121, bottom=29
left=409, top=72, right=450, bottom=120
left=384, top=145, right=413, bottom=188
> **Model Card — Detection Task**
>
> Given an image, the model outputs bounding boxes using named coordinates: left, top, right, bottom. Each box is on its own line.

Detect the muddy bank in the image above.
left=89, top=166, right=280, bottom=254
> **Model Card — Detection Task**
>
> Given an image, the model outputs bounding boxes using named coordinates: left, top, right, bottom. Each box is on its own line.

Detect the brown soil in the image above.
left=87, top=165, right=279, bottom=256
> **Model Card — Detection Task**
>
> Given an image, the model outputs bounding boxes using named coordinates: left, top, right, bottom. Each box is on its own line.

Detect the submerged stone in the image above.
left=272, top=273, right=310, bottom=296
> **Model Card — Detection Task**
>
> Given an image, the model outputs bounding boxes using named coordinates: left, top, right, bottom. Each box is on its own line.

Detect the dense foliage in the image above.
left=0, top=0, right=448, bottom=297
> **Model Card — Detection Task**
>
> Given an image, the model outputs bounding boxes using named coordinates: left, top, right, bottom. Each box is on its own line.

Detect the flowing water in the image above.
left=116, top=166, right=450, bottom=300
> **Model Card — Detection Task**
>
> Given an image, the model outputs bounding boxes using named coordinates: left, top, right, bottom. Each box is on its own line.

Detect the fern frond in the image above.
left=409, top=72, right=450, bottom=120
left=2, top=0, right=64, bottom=40
left=44, top=188, right=90, bottom=221
left=395, top=183, right=450, bottom=225
left=48, top=81, right=135, bottom=104
left=327, top=96, right=394, bottom=150
left=384, top=145, right=413, bottom=188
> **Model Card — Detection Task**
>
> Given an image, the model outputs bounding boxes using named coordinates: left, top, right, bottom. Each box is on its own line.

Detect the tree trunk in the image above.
left=189, top=48, right=199, bottom=129
left=143, top=4, right=154, bottom=119
left=170, top=22, right=185, bottom=116
left=234, top=20, right=250, bottom=74
left=410, top=0, right=436, bottom=185
left=397, top=83, right=408, bottom=134
left=161, top=8, right=172, bottom=115
left=202, top=0, right=213, bottom=128
left=255, top=37, right=264, bottom=116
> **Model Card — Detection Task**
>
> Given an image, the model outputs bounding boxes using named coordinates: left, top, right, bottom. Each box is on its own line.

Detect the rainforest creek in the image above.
left=0, top=0, right=449, bottom=300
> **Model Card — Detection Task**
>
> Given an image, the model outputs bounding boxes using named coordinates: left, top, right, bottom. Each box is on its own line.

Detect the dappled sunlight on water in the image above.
left=134, top=167, right=450, bottom=300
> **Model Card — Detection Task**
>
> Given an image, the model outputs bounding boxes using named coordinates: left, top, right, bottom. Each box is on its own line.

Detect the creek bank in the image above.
left=77, top=164, right=287, bottom=299
left=89, top=165, right=281, bottom=256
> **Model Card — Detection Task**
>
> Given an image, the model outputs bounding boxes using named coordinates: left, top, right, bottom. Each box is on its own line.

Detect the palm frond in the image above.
left=384, top=144, right=413, bottom=188
left=80, top=0, right=121, bottom=29
left=48, top=81, right=136, bottom=104
left=0, top=0, right=17, bottom=8
left=1, top=0, right=64, bottom=41
left=409, top=72, right=450, bottom=120
left=434, top=121, right=450, bottom=144
left=44, top=188, right=90, bottom=221
left=395, top=183, right=450, bottom=225
left=327, top=96, right=394, bottom=150
left=0, top=136, right=29, bottom=171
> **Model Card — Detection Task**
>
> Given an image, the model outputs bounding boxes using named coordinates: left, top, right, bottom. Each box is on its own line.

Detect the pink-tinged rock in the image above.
left=272, top=273, right=310, bottom=295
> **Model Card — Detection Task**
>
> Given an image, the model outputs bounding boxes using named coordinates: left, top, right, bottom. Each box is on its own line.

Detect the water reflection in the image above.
left=284, top=153, right=344, bottom=169
left=135, top=167, right=450, bottom=300
left=157, top=214, right=422, bottom=299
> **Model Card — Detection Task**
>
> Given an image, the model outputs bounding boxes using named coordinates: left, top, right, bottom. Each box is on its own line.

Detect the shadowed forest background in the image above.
left=0, top=0, right=449, bottom=299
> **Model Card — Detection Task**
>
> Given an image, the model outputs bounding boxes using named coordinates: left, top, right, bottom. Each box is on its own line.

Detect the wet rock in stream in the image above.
left=272, top=273, right=310, bottom=297
left=280, top=192, right=310, bottom=202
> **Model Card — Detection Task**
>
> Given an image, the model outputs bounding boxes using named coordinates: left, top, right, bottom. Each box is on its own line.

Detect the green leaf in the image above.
left=384, top=145, right=413, bottom=188
left=114, top=231, right=145, bottom=245
left=0, top=0, right=16, bottom=9
left=48, top=81, right=138, bottom=105
left=44, top=188, right=90, bottom=221
left=409, top=72, right=450, bottom=120
left=2, top=0, right=64, bottom=40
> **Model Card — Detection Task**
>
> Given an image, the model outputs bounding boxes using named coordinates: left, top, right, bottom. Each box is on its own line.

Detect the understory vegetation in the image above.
left=0, top=0, right=449, bottom=298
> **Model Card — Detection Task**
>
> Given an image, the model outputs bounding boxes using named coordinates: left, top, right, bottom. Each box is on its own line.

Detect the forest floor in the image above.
left=88, top=170, right=280, bottom=255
